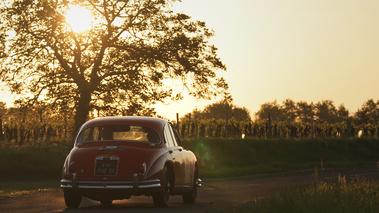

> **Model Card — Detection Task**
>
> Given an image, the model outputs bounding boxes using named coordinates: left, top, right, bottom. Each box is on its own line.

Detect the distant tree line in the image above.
left=175, top=99, right=379, bottom=139
left=254, top=99, right=349, bottom=124
left=254, top=99, right=379, bottom=126
left=0, top=102, right=74, bottom=145
left=2, top=98, right=379, bottom=145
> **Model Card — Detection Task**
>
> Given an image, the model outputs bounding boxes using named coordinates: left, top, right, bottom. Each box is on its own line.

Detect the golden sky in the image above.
left=155, top=0, right=379, bottom=120
left=2, top=0, right=379, bottom=120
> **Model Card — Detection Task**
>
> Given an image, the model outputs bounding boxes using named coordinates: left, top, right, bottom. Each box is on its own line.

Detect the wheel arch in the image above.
left=164, top=161, right=175, bottom=191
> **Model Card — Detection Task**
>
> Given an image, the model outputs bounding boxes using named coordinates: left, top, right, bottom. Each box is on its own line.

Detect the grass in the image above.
left=0, top=138, right=378, bottom=180
left=182, top=138, right=379, bottom=178
left=0, top=137, right=378, bottom=208
left=0, top=181, right=59, bottom=199
left=0, top=140, right=72, bottom=181
left=236, top=176, right=379, bottom=213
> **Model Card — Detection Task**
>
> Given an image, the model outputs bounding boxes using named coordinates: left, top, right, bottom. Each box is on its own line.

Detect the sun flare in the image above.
left=65, top=5, right=93, bottom=33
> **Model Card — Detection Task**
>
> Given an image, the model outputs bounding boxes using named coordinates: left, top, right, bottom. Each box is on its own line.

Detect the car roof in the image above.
left=79, top=116, right=169, bottom=131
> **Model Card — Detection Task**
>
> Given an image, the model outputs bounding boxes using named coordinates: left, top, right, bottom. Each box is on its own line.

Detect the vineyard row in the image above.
left=1, top=118, right=378, bottom=145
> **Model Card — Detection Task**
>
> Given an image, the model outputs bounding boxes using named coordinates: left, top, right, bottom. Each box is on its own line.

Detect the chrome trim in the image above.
left=133, top=173, right=138, bottom=188
left=196, top=178, right=202, bottom=187
left=72, top=173, right=77, bottom=188
left=98, top=146, right=125, bottom=151
left=60, top=178, right=161, bottom=189
left=95, top=156, right=120, bottom=161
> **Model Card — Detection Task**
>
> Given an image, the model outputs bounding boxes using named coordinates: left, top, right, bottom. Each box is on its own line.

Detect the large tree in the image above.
left=315, top=100, right=338, bottom=124
left=255, top=100, right=281, bottom=121
left=0, top=0, right=229, bottom=132
left=296, top=101, right=314, bottom=123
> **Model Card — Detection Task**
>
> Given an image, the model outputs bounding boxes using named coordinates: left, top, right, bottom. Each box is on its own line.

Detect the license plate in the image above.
left=95, top=157, right=118, bottom=175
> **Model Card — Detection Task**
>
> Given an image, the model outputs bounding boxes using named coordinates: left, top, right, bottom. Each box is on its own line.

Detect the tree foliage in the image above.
left=354, top=99, right=379, bottom=125
left=0, top=0, right=229, bottom=132
left=255, top=99, right=350, bottom=124
left=183, top=100, right=251, bottom=122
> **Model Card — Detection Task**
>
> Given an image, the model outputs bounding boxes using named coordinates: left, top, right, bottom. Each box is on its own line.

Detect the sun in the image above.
left=65, top=5, right=93, bottom=33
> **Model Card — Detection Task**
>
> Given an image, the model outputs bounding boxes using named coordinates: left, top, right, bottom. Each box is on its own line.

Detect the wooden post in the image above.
left=188, top=113, right=191, bottom=138
left=176, top=113, right=180, bottom=136
left=267, top=113, right=272, bottom=138
left=0, top=118, right=3, bottom=141
left=195, top=116, right=198, bottom=138
left=346, top=116, right=351, bottom=137
left=311, top=114, right=315, bottom=138
left=224, top=112, right=228, bottom=138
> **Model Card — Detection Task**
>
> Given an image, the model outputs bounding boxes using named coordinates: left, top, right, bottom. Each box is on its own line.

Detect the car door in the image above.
left=163, top=123, right=185, bottom=187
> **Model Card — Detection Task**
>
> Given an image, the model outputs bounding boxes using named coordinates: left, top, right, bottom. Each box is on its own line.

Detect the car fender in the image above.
left=146, top=151, right=173, bottom=184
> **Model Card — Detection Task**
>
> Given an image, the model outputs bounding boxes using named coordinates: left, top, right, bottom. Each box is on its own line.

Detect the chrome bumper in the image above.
left=61, top=174, right=161, bottom=189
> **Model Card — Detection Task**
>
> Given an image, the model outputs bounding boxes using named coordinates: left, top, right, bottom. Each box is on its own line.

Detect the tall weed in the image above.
left=237, top=177, right=379, bottom=213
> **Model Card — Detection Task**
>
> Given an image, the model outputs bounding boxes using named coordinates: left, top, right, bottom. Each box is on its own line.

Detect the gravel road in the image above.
left=1, top=167, right=378, bottom=213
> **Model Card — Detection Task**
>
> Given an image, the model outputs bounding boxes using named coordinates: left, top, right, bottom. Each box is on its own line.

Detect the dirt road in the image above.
left=1, top=167, right=378, bottom=213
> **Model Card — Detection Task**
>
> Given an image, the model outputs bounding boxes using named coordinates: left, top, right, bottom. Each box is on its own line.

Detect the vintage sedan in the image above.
left=60, top=116, right=201, bottom=208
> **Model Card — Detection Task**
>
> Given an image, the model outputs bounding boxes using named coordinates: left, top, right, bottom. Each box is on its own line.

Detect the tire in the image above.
left=182, top=177, right=197, bottom=204
left=64, top=190, right=81, bottom=209
left=153, top=166, right=171, bottom=207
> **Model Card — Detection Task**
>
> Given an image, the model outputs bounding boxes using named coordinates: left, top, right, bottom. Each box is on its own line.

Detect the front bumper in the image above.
left=61, top=173, right=161, bottom=189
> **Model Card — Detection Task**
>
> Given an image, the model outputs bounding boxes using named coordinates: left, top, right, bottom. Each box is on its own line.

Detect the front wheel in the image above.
left=153, top=166, right=171, bottom=207
left=64, top=190, right=81, bottom=209
left=182, top=178, right=197, bottom=203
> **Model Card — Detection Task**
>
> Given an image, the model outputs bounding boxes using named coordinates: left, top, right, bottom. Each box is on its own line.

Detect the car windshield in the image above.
left=77, top=124, right=160, bottom=144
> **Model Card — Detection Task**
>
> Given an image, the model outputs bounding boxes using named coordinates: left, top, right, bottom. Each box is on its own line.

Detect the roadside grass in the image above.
left=0, top=181, right=59, bottom=199
left=236, top=176, right=379, bottom=213
left=0, top=138, right=378, bottom=180
left=0, top=137, right=378, bottom=202
left=182, top=138, right=379, bottom=178
left=0, top=140, right=72, bottom=181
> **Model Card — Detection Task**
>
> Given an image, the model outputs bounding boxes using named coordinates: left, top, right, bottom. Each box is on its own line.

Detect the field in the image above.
left=0, top=138, right=378, bottom=211
left=183, top=138, right=379, bottom=178
left=0, top=138, right=378, bottom=181
left=0, top=136, right=379, bottom=181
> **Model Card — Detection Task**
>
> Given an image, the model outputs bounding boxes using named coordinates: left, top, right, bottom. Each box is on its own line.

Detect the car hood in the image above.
left=67, top=141, right=165, bottom=180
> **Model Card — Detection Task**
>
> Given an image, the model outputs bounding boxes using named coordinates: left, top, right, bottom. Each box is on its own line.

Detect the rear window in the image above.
left=77, top=125, right=160, bottom=144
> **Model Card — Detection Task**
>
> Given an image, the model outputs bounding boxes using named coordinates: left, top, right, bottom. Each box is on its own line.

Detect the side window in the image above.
left=169, top=123, right=182, bottom=146
left=164, top=124, right=175, bottom=147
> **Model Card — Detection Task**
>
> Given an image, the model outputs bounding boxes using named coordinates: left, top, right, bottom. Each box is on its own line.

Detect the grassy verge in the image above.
left=182, top=138, right=379, bottom=178
left=0, top=181, right=59, bottom=199
left=0, top=138, right=378, bottom=180
left=0, top=140, right=72, bottom=181
left=237, top=176, right=379, bottom=213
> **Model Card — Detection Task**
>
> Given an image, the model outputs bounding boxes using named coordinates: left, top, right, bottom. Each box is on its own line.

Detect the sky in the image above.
left=154, top=0, right=379, bottom=120
left=1, top=0, right=379, bottom=121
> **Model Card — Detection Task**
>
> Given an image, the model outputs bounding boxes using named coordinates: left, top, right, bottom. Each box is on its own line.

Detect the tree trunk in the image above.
left=73, top=91, right=92, bottom=136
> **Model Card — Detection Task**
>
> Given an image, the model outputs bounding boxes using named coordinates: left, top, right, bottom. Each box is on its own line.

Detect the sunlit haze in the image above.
left=2, top=0, right=379, bottom=121
left=157, top=0, right=379, bottom=120
left=65, top=5, right=93, bottom=32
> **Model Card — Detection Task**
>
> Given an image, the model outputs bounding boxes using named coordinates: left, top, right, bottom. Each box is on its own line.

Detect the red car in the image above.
left=60, top=116, right=201, bottom=208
